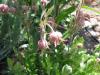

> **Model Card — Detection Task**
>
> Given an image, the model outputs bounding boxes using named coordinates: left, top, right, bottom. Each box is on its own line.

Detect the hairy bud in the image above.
left=38, top=39, right=48, bottom=49
left=41, top=0, right=50, bottom=7
left=0, top=4, right=9, bottom=13
left=49, top=31, right=62, bottom=47
left=41, top=0, right=47, bottom=6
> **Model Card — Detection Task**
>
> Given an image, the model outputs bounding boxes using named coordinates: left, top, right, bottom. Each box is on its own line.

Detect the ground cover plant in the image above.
left=0, top=0, right=100, bottom=75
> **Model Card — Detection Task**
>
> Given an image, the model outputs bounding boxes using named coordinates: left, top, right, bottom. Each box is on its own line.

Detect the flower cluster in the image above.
left=0, top=4, right=16, bottom=14
left=38, top=22, right=62, bottom=49
left=38, top=0, right=62, bottom=49
left=38, top=30, right=62, bottom=49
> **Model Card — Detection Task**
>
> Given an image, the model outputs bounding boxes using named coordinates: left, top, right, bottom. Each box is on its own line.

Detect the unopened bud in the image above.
left=9, top=7, right=16, bottom=13
left=38, top=39, right=48, bottom=49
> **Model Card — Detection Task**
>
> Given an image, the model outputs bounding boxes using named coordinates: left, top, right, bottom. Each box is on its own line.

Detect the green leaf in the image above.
left=7, top=58, right=14, bottom=70
left=82, top=6, right=100, bottom=15
left=56, top=6, right=76, bottom=23
left=46, top=5, right=54, bottom=16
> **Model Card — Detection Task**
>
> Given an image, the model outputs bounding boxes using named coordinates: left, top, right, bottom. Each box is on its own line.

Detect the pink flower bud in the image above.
left=9, top=7, right=16, bottom=13
left=41, top=0, right=47, bottom=6
left=38, top=39, right=48, bottom=49
left=49, top=31, right=62, bottom=47
left=0, top=4, right=9, bottom=13
left=41, top=0, right=50, bottom=7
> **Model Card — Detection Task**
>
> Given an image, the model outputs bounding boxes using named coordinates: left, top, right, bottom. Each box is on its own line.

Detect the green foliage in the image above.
left=7, top=58, right=26, bottom=75
left=0, top=0, right=100, bottom=75
left=56, top=6, right=76, bottom=23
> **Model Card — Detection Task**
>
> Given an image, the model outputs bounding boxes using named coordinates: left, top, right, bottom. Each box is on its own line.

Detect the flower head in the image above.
left=0, top=4, right=9, bottom=13
left=49, top=31, right=62, bottom=47
left=41, top=0, right=50, bottom=7
left=38, top=39, right=48, bottom=49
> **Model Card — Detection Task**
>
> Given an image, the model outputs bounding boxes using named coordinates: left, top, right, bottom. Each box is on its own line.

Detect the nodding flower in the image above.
left=38, top=39, right=48, bottom=49
left=0, top=4, right=9, bottom=13
left=49, top=31, right=62, bottom=47
left=41, top=0, right=50, bottom=7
